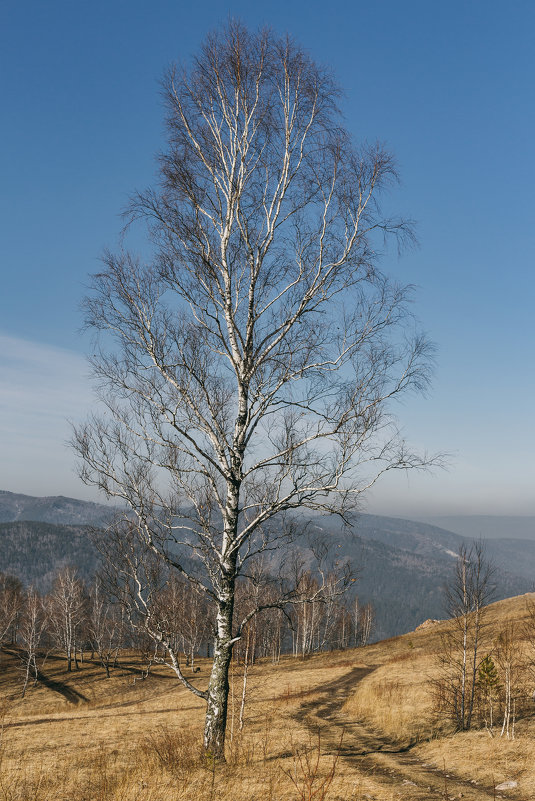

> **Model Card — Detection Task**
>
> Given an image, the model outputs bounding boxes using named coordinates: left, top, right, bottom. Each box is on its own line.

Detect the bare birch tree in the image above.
left=495, top=623, right=522, bottom=739
left=73, top=22, right=436, bottom=759
left=522, top=596, right=535, bottom=689
left=88, top=578, right=123, bottom=677
left=436, top=542, right=495, bottom=731
left=0, top=574, right=23, bottom=649
left=354, top=599, right=374, bottom=647
left=48, top=567, right=87, bottom=672
left=18, top=588, right=46, bottom=697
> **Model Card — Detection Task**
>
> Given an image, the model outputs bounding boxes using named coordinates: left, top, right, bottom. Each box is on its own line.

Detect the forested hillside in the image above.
left=310, top=517, right=532, bottom=639
left=0, top=520, right=98, bottom=591
left=1, top=493, right=533, bottom=639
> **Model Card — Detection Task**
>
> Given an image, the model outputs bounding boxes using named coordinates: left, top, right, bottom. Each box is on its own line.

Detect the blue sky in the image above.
left=1, top=0, right=534, bottom=516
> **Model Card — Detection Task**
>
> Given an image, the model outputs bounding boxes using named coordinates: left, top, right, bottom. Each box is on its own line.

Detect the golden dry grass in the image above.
left=0, top=649, right=381, bottom=801
left=2, top=592, right=535, bottom=800
left=343, top=592, right=535, bottom=791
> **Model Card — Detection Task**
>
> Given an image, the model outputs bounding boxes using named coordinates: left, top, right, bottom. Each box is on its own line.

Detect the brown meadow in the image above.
left=2, top=592, right=535, bottom=800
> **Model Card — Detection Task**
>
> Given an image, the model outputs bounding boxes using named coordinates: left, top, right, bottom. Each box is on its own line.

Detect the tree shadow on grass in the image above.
left=36, top=669, right=89, bottom=704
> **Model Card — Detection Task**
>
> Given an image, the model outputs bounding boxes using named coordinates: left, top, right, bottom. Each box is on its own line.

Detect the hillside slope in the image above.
left=1, top=594, right=533, bottom=800
left=340, top=591, right=535, bottom=797
left=1, top=491, right=533, bottom=637
left=0, top=520, right=98, bottom=590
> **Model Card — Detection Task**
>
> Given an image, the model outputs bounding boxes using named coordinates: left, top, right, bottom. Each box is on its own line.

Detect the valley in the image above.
left=1, top=490, right=534, bottom=639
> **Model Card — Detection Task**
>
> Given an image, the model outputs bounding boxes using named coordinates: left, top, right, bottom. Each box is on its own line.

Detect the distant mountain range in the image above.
left=0, top=490, right=117, bottom=527
left=309, top=515, right=534, bottom=639
left=1, top=490, right=533, bottom=640
left=413, top=515, right=535, bottom=541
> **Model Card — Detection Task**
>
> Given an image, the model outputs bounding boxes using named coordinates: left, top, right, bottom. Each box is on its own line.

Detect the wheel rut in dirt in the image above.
left=294, top=665, right=522, bottom=800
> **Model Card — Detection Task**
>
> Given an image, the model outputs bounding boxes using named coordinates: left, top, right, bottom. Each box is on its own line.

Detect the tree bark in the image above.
left=203, top=587, right=235, bottom=760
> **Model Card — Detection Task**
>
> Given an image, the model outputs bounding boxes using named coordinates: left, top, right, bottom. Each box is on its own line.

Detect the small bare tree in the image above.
left=495, top=623, right=522, bottom=739
left=48, top=567, right=87, bottom=672
left=348, top=595, right=374, bottom=648
left=18, top=588, right=47, bottom=697
left=73, top=22, right=436, bottom=759
left=436, top=542, right=495, bottom=731
left=88, top=578, right=123, bottom=677
left=521, top=595, right=535, bottom=685
left=356, top=600, right=374, bottom=647
left=0, top=573, right=23, bottom=649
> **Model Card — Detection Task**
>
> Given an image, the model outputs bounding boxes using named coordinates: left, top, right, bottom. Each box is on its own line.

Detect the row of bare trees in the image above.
left=0, top=563, right=373, bottom=696
left=437, top=616, right=535, bottom=740
left=0, top=568, right=122, bottom=694
left=234, top=575, right=373, bottom=664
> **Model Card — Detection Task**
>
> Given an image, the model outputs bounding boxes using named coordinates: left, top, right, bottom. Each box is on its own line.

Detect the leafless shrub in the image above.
left=282, top=728, right=343, bottom=801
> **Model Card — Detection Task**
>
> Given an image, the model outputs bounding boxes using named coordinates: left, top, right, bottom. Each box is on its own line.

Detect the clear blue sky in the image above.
left=1, top=0, right=534, bottom=516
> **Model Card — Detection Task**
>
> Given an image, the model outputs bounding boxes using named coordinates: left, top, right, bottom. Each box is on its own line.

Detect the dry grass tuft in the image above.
left=140, top=725, right=202, bottom=778
left=343, top=652, right=437, bottom=742
left=278, top=684, right=317, bottom=704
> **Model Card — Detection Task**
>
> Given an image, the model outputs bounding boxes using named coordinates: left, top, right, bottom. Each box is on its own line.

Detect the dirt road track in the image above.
left=295, top=666, right=523, bottom=801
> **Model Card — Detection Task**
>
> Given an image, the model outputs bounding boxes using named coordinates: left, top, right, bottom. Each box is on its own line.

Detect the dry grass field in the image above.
left=1, top=593, right=535, bottom=800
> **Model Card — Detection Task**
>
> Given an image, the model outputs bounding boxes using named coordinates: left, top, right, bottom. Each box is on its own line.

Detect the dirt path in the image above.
left=295, top=666, right=522, bottom=801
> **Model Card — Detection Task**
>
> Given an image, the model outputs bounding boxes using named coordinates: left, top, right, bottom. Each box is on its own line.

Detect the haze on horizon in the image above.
left=1, top=1, right=534, bottom=519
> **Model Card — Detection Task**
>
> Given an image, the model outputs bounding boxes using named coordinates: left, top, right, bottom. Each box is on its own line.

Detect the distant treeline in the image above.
left=0, top=565, right=374, bottom=695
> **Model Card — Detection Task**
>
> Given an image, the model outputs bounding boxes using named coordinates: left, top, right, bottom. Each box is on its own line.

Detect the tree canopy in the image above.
left=73, top=21, right=435, bottom=759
